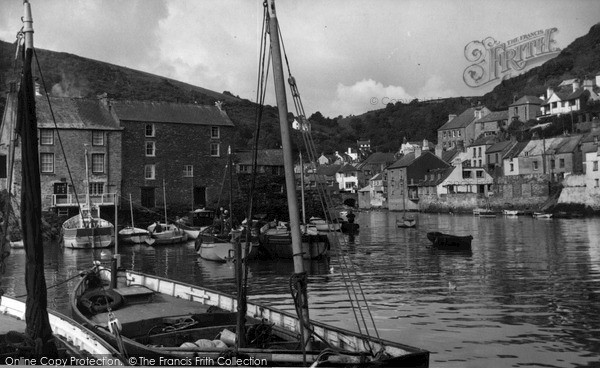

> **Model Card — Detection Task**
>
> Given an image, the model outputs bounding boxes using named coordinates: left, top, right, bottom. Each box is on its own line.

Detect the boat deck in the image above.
left=86, top=283, right=223, bottom=338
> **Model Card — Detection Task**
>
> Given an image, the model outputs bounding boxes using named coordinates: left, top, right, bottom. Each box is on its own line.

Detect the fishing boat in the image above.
left=427, top=231, right=473, bottom=250
left=196, top=226, right=259, bottom=262
left=62, top=202, right=114, bottom=249
left=176, top=208, right=215, bottom=240
left=308, top=216, right=341, bottom=232
left=118, top=194, right=150, bottom=244
left=145, top=180, right=188, bottom=245
left=71, top=1, right=429, bottom=365
left=0, top=3, right=123, bottom=363
left=61, top=149, right=115, bottom=249
left=259, top=221, right=329, bottom=260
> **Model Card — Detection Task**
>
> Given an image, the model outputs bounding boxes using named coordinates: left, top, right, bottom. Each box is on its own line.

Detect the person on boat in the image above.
left=347, top=210, right=355, bottom=224
left=154, top=221, right=163, bottom=233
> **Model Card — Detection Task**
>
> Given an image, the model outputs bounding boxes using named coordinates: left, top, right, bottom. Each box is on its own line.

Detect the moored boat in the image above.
left=502, top=209, right=520, bottom=216
left=71, top=266, right=429, bottom=366
left=118, top=226, right=150, bottom=244
left=259, top=222, right=329, bottom=259
left=146, top=222, right=188, bottom=245
left=196, top=227, right=259, bottom=262
left=177, top=208, right=216, bottom=240
left=397, top=216, right=417, bottom=228
left=533, top=212, right=553, bottom=219
left=0, top=295, right=124, bottom=364
left=427, top=231, right=473, bottom=250
left=62, top=204, right=114, bottom=249
left=308, top=216, right=341, bottom=232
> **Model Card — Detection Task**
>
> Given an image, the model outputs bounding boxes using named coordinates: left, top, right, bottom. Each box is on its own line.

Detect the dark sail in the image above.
left=16, top=45, right=55, bottom=354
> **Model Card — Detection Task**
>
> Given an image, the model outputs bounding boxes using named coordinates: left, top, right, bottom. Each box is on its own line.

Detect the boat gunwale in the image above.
left=1, top=295, right=124, bottom=363
left=70, top=267, right=428, bottom=361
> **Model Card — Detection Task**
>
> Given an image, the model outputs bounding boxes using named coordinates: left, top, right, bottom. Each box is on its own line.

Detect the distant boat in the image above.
left=177, top=208, right=216, bottom=240
left=427, top=231, right=473, bottom=251
left=196, top=226, right=259, bottom=262
left=62, top=150, right=114, bottom=249
left=259, top=221, right=329, bottom=260
left=397, top=216, right=417, bottom=228
left=145, top=179, right=188, bottom=245
left=533, top=212, right=553, bottom=219
left=118, top=194, right=150, bottom=244
left=502, top=209, right=520, bottom=216
left=308, top=216, right=341, bottom=232
left=473, top=208, right=486, bottom=216
left=478, top=210, right=497, bottom=218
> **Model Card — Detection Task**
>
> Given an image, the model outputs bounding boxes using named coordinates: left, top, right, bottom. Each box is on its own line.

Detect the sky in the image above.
left=1, top=0, right=600, bottom=118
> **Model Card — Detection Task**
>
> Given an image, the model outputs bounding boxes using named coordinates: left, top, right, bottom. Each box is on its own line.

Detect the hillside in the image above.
left=1, top=22, right=600, bottom=154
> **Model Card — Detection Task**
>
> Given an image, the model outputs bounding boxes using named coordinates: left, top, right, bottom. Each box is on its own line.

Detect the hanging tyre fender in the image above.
left=195, top=237, right=202, bottom=252
left=78, top=289, right=123, bottom=315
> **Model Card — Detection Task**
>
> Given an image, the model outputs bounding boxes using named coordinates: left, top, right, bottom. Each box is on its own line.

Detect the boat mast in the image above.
left=129, top=193, right=135, bottom=228
left=299, top=152, right=306, bottom=225
left=19, top=0, right=57, bottom=354
left=266, top=0, right=312, bottom=348
left=163, top=178, right=167, bottom=224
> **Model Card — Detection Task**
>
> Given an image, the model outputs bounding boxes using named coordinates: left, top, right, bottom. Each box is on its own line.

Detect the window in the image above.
left=146, top=141, right=156, bottom=156
left=145, top=164, right=155, bottom=180
left=91, top=153, right=105, bottom=173
left=594, top=161, right=599, bottom=172
left=145, top=124, right=155, bottom=137
left=345, top=182, right=353, bottom=189
left=443, top=131, right=446, bottom=138
left=559, top=159, right=565, bottom=168
left=596, top=179, right=599, bottom=188
left=183, top=165, right=193, bottom=177
left=210, top=143, right=220, bottom=157
left=476, top=170, right=483, bottom=178
left=40, top=153, right=54, bottom=173
left=533, top=161, right=539, bottom=170
left=40, top=129, right=54, bottom=145
left=510, top=163, right=514, bottom=172
left=478, top=159, right=482, bottom=167
left=458, top=130, right=461, bottom=137
left=551, top=159, right=555, bottom=169
left=478, top=147, right=482, bottom=157
left=473, top=148, right=477, bottom=158
left=92, top=131, right=104, bottom=146
left=495, top=153, right=499, bottom=162
left=211, top=126, right=220, bottom=139
left=89, top=182, right=104, bottom=196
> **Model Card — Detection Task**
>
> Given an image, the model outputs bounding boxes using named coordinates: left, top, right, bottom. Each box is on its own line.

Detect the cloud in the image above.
left=328, top=79, right=413, bottom=116
left=416, top=75, right=457, bottom=101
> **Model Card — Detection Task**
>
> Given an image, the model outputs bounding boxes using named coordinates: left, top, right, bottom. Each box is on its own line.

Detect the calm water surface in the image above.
left=1, top=211, right=599, bottom=367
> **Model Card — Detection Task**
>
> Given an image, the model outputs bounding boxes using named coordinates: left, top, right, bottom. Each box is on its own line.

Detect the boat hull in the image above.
left=147, top=223, right=188, bottom=245
left=1, top=295, right=123, bottom=364
left=118, top=227, right=150, bottom=244
left=197, top=240, right=258, bottom=262
left=260, top=232, right=329, bottom=259
left=62, top=215, right=114, bottom=249
left=70, top=267, right=429, bottom=367
left=426, top=231, right=473, bottom=251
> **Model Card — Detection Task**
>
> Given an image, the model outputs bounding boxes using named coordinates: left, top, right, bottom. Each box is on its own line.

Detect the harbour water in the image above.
left=1, top=211, right=599, bottom=367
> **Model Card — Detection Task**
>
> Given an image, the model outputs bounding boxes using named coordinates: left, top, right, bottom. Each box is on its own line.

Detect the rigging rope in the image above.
left=275, top=17, right=384, bottom=353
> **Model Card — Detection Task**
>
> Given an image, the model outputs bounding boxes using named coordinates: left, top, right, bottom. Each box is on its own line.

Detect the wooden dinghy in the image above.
left=426, top=231, right=473, bottom=251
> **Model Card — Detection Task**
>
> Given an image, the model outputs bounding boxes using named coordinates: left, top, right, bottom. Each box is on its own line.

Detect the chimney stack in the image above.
left=546, top=87, right=554, bottom=99
left=572, top=79, right=580, bottom=93
left=414, top=145, right=422, bottom=158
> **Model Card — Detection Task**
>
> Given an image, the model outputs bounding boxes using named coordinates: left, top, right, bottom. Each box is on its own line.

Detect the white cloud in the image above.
left=416, top=75, right=457, bottom=101
left=329, top=79, right=413, bottom=116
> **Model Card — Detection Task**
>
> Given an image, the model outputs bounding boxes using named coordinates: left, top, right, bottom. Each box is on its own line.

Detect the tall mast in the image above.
left=19, top=0, right=57, bottom=354
left=266, top=0, right=312, bottom=349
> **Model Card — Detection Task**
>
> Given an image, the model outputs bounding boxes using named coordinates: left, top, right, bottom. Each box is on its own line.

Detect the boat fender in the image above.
left=79, top=289, right=124, bottom=315
left=107, top=312, right=122, bottom=334
left=194, top=237, right=202, bottom=252
left=194, top=339, right=215, bottom=348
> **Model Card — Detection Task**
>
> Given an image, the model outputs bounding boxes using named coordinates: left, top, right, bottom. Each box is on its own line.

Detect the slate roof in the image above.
left=438, top=107, right=479, bottom=130
left=441, top=148, right=459, bottom=164
left=110, top=100, right=234, bottom=126
left=471, top=135, right=497, bottom=146
left=357, top=152, right=396, bottom=168
left=316, top=164, right=341, bottom=176
left=36, top=96, right=121, bottom=130
left=387, top=151, right=442, bottom=169
left=235, top=149, right=283, bottom=166
left=474, top=110, right=508, bottom=123
left=510, top=95, right=543, bottom=106
left=542, top=88, right=586, bottom=105
left=486, top=140, right=516, bottom=154
left=504, top=141, right=528, bottom=159
left=339, top=164, right=358, bottom=173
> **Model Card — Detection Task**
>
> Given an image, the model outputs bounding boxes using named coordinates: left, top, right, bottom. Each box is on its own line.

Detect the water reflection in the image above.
left=1, top=212, right=599, bottom=367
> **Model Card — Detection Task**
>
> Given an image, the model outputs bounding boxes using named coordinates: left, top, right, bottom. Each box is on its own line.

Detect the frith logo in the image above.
left=463, top=28, right=560, bottom=88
